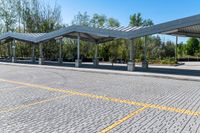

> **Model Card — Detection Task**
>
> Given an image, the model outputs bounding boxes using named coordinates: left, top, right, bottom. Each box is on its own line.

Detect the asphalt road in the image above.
left=0, top=64, right=200, bottom=133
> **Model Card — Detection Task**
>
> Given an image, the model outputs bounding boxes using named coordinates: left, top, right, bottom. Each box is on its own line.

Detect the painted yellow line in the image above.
left=0, top=78, right=200, bottom=116
left=0, top=95, right=68, bottom=113
left=99, top=107, right=148, bottom=133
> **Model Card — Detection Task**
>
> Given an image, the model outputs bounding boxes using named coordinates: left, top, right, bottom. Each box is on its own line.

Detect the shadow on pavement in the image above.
left=1, top=60, right=200, bottom=77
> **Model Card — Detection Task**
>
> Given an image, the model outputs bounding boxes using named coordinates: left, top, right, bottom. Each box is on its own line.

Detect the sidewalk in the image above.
left=0, top=62, right=200, bottom=82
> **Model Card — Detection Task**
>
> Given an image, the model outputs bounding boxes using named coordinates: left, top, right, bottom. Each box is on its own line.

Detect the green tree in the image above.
left=129, top=13, right=154, bottom=27
left=186, top=37, right=199, bottom=56
left=0, top=0, right=17, bottom=32
left=147, top=36, right=162, bottom=59
left=130, top=13, right=143, bottom=26
left=107, top=18, right=120, bottom=27
left=90, top=14, right=107, bottom=28
left=72, top=12, right=90, bottom=26
left=129, top=13, right=154, bottom=61
left=11, top=0, right=62, bottom=59
left=15, top=0, right=23, bottom=32
left=0, top=23, right=4, bottom=33
left=177, top=42, right=186, bottom=58
left=0, top=0, right=17, bottom=58
left=142, top=19, right=154, bottom=26
left=63, top=39, right=76, bottom=61
left=159, top=41, right=175, bottom=58
left=71, top=12, right=94, bottom=60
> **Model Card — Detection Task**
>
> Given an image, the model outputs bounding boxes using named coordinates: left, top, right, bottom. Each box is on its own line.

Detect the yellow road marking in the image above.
left=0, top=78, right=200, bottom=116
left=99, top=107, right=148, bottom=133
left=0, top=95, right=68, bottom=113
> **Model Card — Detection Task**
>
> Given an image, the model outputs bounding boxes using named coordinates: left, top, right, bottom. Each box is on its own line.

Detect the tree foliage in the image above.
left=0, top=2, right=199, bottom=63
left=186, top=37, right=199, bottom=56
left=72, top=12, right=90, bottom=26
left=0, top=0, right=63, bottom=59
left=0, top=0, right=17, bottom=32
left=130, top=13, right=154, bottom=27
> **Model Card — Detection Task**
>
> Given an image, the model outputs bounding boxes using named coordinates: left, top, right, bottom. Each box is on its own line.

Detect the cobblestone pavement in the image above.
left=0, top=65, right=200, bottom=133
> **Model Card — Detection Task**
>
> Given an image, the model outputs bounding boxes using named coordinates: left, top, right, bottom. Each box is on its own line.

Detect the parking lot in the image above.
left=0, top=64, right=200, bottom=133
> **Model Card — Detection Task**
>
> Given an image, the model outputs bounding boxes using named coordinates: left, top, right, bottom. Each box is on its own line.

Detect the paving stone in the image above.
left=0, top=65, right=200, bottom=132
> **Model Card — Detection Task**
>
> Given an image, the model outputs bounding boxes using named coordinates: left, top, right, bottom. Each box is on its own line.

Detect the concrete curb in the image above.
left=0, top=62, right=200, bottom=82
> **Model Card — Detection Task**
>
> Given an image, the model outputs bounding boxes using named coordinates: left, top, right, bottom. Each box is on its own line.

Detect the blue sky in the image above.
left=52, top=0, right=200, bottom=42
left=55, top=0, right=200, bottom=26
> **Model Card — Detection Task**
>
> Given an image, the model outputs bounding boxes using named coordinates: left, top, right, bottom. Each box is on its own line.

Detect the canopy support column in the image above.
left=11, top=39, right=16, bottom=63
left=142, top=36, right=148, bottom=69
left=31, top=44, right=36, bottom=63
left=75, top=33, right=81, bottom=67
left=58, top=38, right=63, bottom=64
left=39, top=43, right=44, bottom=65
left=175, top=36, right=178, bottom=62
left=93, top=43, right=99, bottom=66
left=7, top=43, right=11, bottom=61
left=127, top=39, right=135, bottom=71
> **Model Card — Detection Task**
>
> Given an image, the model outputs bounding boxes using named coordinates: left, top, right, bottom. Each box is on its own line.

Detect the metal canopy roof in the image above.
left=127, top=14, right=200, bottom=39
left=0, top=32, right=46, bottom=43
left=162, top=25, right=200, bottom=37
left=0, top=14, right=200, bottom=44
left=37, top=25, right=147, bottom=43
left=0, top=26, right=147, bottom=44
